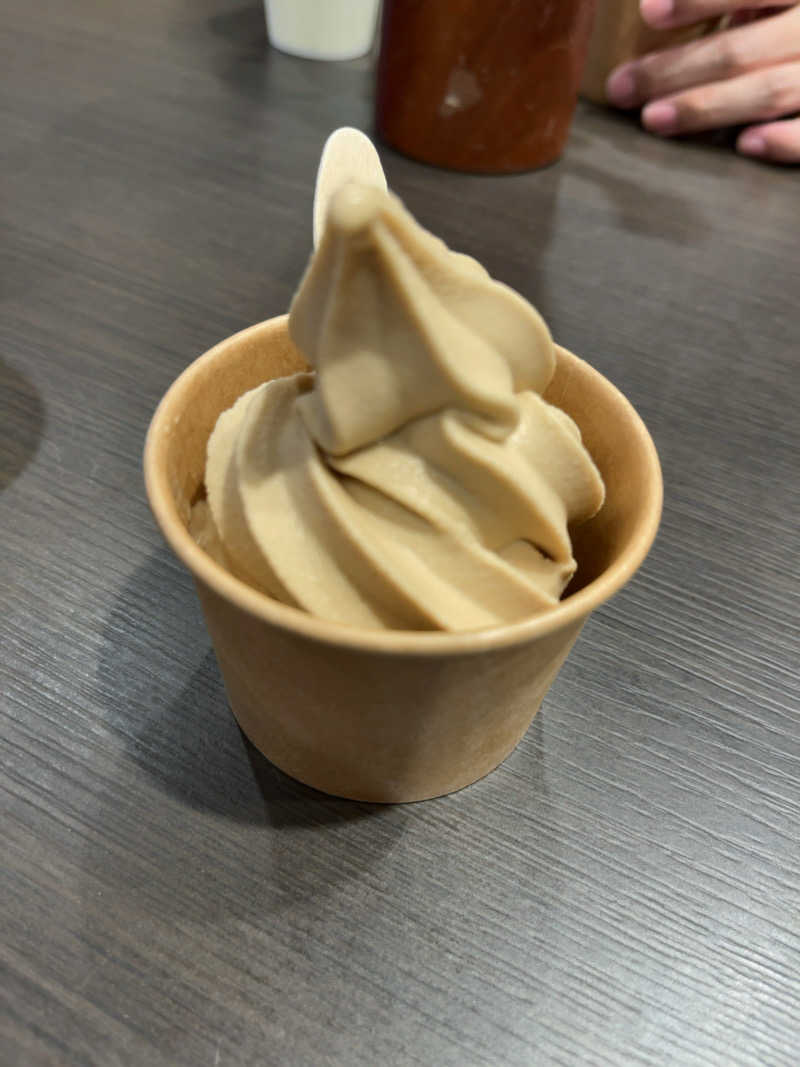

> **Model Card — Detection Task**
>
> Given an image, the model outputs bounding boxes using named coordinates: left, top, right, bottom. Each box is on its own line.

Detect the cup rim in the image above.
left=144, top=316, right=662, bottom=656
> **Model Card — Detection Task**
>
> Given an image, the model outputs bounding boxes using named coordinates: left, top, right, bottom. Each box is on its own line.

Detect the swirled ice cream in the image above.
left=191, top=182, right=604, bottom=631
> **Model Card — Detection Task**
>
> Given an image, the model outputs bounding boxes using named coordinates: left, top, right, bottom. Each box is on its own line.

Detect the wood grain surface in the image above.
left=2, top=1, right=799, bottom=1064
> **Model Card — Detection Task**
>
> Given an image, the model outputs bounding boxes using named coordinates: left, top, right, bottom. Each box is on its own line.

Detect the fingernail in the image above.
left=738, top=131, right=766, bottom=157
left=641, top=0, right=674, bottom=25
left=642, top=101, right=679, bottom=135
left=606, top=65, right=638, bottom=108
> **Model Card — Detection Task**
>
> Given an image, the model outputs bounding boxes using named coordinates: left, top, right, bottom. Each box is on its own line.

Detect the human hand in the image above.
left=605, top=1, right=800, bottom=163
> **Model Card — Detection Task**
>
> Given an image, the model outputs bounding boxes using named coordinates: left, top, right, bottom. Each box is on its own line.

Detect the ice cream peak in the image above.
left=197, top=182, right=605, bottom=631
left=291, top=182, right=555, bottom=456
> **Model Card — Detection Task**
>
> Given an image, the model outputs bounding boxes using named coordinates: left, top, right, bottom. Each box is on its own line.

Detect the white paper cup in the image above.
left=265, top=0, right=380, bottom=61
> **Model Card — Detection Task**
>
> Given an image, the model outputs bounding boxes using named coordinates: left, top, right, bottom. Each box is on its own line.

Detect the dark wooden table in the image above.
left=3, top=1, right=799, bottom=1064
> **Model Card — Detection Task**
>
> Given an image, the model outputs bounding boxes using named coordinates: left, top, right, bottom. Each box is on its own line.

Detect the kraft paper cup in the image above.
left=144, top=316, right=662, bottom=803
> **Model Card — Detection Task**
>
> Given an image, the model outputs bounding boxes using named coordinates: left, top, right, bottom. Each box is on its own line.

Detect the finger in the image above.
left=640, top=0, right=789, bottom=31
left=727, top=7, right=794, bottom=28
left=607, top=6, right=800, bottom=107
left=640, top=59, right=800, bottom=134
left=738, top=116, right=800, bottom=161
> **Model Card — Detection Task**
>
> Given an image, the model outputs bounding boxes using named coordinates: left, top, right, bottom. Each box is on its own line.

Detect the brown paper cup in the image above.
left=144, top=317, right=662, bottom=803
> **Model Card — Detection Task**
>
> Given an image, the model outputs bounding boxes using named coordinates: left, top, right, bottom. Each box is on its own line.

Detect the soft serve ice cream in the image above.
left=191, top=182, right=604, bottom=631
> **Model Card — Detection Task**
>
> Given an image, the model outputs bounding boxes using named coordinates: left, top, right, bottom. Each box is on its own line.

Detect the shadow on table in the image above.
left=77, top=545, right=407, bottom=957
left=207, top=2, right=267, bottom=48
left=97, top=545, right=389, bottom=832
left=83, top=551, right=562, bottom=1016
left=0, top=359, right=45, bottom=492
left=567, top=126, right=713, bottom=246
left=203, top=2, right=276, bottom=106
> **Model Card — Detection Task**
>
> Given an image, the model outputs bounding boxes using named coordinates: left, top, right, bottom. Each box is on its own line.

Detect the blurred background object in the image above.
left=265, top=0, right=381, bottom=60
left=375, top=0, right=596, bottom=172
left=581, top=0, right=714, bottom=104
